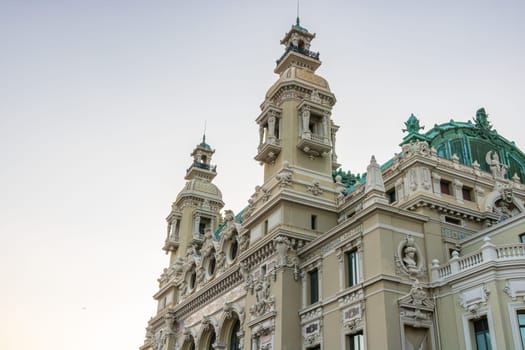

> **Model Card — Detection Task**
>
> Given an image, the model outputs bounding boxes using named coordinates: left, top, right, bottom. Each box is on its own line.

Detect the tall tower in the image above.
left=255, top=18, right=339, bottom=185
left=163, top=135, right=224, bottom=264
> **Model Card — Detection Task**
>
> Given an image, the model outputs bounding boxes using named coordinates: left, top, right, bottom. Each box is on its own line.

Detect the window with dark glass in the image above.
left=309, top=268, right=319, bottom=304
left=347, top=331, right=364, bottom=350
left=230, top=239, right=238, bottom=260
left=311, top=215, right=317, bottom=230
left=190, top=270, right=197, bottom=289
left=264, top=219, right=269, bottom=235
left=307, top=346, right=321, bottom=350
left=387, top=188, right=396, bottom=203
left=444, top=216, right=462, bottom=226
left=440, top=180, right=451, bottom=195
left=473, top=317, right=491, bottom=350
left=207, top=332, right=216, bottom=350
left=207, top=255, right=216, bottom=275
left=520, top=234, right=525, bottom=244
left=518, top=311, right=525, bottom=349
left=346, top=249, right=359, bottom=287
left=229, top=319, right=240, bottom=350
left=462, top=186, right=473, bottom=201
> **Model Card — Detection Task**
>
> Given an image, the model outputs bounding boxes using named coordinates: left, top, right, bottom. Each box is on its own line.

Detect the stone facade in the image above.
left=140, top=19, right=525, bottom=350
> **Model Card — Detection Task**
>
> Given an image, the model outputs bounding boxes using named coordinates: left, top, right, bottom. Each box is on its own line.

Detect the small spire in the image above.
left=296, top=0, right=300, bottom=25
left=202, top=121, right=207, bottom=144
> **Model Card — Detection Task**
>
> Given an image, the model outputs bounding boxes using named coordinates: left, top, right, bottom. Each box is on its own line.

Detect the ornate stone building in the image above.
left=140, top=19, right=525, bottom=350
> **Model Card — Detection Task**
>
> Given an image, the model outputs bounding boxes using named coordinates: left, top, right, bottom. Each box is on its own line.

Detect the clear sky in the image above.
left=1, top=1, right=524, bottom=349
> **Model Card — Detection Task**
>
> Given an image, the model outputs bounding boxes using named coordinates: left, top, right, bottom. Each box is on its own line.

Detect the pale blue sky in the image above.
left=1, top=1, right=524, bottom=349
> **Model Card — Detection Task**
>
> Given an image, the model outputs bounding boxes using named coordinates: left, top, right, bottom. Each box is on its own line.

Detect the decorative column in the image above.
left=301, top=271, right=307, bottom=308
left=395, top=178, right=405, bottom=202
left=258, top=126, right=264, bottom=148
left=322, top=112, right=329, bottom=143
left=301, top=106, right=311, bottom=137
left=193, top=213, right=201, bottom=236
left=432, top=173, right=441, bottom=196
left=330, top=123, right=338, bottom=164
left=268, top=113, right=276, bottom=144
left=357, top=240, right=364, bottom=283
left=337, top=250, right=344, bottom=291
left=454, top=179, right=464, bottom=202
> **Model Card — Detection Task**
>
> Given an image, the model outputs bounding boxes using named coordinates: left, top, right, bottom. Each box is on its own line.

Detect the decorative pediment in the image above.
left=504, top=279, right=525, bottom=301
left=459, top=285, right=489, bottom=315
left=399, top=280, right=434, bottom=328
left=398, top=279, right=434, bottom=310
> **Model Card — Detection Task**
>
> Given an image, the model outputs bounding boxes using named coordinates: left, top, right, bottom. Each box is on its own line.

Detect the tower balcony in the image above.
left=162, top=236, right=179, bottom=252
left=185, top=161, right=217, bottom=181
left=255, top=138, right=282, bottom=164
left=297, top=132, right=331, bottom=158
left=276, top=45, right=320, bottom=66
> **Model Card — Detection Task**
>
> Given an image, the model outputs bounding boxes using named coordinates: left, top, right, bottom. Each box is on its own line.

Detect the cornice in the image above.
left=298, top=202, right=428, bottom=256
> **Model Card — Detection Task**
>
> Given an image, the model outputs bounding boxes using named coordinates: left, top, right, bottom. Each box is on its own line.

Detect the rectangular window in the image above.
left=473, top=317, right=491, bottom=350
left=520, top=234, right=525, bottom=244
left=346, top=249, right=359, bottom=288
left=387, top=188, right=396, bottom=203
left=309, top=269, right=319, bottom=304
left=462, top=186, right=474, bottom=201
left=518, top=311, right=525, bottom=349
left=307, top=346, right=320, bottom=350
left=264, top=219, right=268, bottom=235
left=444, top=216, right=462, bottom=226
left=347, top=332, right=364, bottom=350
left=440, top=180, right=451, bottom=195
left=311, top=215, right=317, bottom=230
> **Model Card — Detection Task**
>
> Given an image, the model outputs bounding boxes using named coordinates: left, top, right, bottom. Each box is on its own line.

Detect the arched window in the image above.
left=207, top=254, right=216, bottom=276
left=229, top=319, right=240, bottom=350
left=190, top=270, right=197, bottom=290
left=207, top=331, right=216, bottom=350
left=229, top=239, right=238, bottom=260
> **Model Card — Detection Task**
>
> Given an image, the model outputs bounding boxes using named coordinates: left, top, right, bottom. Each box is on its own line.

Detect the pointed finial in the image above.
left=202, top=121, right=207, bottom=144
left=296, top=0, right=300, bottom=25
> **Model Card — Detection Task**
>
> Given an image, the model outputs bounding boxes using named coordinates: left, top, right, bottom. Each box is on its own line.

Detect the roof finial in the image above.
left=296, top=0, right=300, bottom=26
left=202, top=120, right=207, bottom=144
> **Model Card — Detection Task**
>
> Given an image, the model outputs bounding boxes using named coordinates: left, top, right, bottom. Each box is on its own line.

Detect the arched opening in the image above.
left=229, top=239, right=238, bottom=261
left=190, top=270, right=197, bottom=290
left=206, top=330, right=216, bottom=350
left=229, top=318, right=240, bottom=350
left=182, top=336, right=196, bottom=350
left=207, top=254, right=216, bottom=277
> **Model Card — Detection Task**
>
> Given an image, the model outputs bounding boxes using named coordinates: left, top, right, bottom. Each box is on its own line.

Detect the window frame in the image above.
left=440, top=179, right=452, bottom=195
left=309, top=268, right=319, bottom=304
left=462, top=307, right=496, bottom=350
left=346, top=248, right=360, bottom=288
left=346, top=331, right=364, bottom=350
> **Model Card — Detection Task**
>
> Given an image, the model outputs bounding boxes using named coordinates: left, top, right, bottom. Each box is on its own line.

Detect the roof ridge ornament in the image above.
left=402, top=113, right=425, bottom=134
left=473, top=107, right=493, bottom=131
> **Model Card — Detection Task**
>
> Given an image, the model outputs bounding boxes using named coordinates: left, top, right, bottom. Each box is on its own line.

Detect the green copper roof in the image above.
left=198, top=134, right=211, bottom=150
left=422, top=108, right=525, bottom=182
left=338, top=108, right=525, bottom=193
left=293, top=17, right=309, bottom=33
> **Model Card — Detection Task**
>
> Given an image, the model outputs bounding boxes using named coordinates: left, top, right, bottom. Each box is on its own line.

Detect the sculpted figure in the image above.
left=403, top=245, right=418, bottom=273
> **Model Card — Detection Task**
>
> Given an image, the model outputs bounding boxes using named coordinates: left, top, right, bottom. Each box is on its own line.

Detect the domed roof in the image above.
left=401, top=108, right=525, bottom=182
left=176, top=178, right=223, bottom=203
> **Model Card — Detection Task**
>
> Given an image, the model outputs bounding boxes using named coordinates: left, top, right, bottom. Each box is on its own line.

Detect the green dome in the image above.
left=402, top=108, right=525, bottom=183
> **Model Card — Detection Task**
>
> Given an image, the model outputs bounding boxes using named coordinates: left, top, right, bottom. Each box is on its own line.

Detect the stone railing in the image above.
left=431, top=238, right=525, bottom=282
